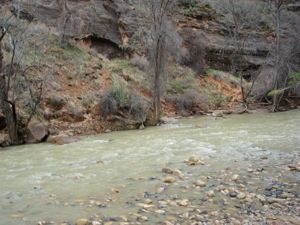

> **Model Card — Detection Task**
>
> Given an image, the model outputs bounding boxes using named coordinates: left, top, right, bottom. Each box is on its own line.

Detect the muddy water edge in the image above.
left=0, top=110, right=299, bottom=225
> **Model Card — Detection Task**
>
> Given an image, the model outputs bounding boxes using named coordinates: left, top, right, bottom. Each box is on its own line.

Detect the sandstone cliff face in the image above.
left=9, top=0, right=130, bottom=45
left=8, top=0, right=298, bottom=78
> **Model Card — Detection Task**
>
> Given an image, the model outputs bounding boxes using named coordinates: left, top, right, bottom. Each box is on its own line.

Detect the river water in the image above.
left=0, top=110, right=299, bottom=225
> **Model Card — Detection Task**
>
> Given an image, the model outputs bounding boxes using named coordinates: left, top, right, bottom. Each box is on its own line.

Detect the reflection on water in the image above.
left=0, top=110, right=299, bottom=224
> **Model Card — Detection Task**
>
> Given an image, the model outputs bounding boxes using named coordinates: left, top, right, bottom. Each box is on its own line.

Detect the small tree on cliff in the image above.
left=129, top=0, right=181, bottom=124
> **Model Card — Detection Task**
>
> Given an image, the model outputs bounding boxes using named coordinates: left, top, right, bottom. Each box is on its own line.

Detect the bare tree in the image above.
left=0, top=4, right=44, bottom=145
left=129, top=0, right=181, bottom=124
left=267, top=0, right=300, bottom=111
left=217, top=0, right=263, bottom=109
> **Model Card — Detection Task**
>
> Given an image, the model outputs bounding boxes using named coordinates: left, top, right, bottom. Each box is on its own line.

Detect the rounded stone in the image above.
left=207, top=190, right=215, bottom=197
left=75, top=219, right=90, bottom=225
left=231, top=174, right=239, bottom=181
left=195, top=180, right=206, bottom=187
left=164, top=177, right=176, bottom=183
left=237, top=193, right=246, bottom=199
left=230, top=192, right=237, bottom=197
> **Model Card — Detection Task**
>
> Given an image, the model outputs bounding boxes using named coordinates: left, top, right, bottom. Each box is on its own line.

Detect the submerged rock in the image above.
left=47, top=135, right=80, bottom=145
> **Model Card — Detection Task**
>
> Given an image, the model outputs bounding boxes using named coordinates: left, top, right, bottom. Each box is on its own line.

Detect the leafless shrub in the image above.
left=99, top=88, right=150, bottom=122
left=128, top=94, right=151, bottom=122
left=252, top=67, right=274, bottom=101
left=130, top=55, right=149, bottom=71
left=171, top=92, right=209, bottom=115
left=99, top=89, right=118, bottom=117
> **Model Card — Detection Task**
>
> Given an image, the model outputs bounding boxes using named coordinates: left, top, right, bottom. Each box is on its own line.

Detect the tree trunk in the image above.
left=153, top=35, right=164, bottom=124
left=271, top=0, right=286, bottom=112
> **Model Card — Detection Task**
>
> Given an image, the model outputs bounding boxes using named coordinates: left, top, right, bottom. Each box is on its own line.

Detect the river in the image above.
left=0, top=110, right=299, bottom=225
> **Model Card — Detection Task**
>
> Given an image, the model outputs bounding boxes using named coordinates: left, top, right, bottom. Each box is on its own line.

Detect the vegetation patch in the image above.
left=207, top=69, right=240, bottom=84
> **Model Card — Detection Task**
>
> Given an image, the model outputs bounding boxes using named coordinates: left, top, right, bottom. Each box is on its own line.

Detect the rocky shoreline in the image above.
left=33, top=151, right=299, bottom=225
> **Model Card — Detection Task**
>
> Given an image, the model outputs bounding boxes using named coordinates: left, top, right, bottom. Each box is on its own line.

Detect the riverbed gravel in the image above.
left=36, top=151, right=300, bottom=225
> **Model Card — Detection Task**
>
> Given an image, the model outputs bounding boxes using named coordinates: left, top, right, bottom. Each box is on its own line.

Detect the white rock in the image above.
left=207, top=190, right=215, bottom=197
left=231, top=174, right=239, bottom=181
left=237, top=193, right=246, bottom=199
left=178, top=199, right=189, bottom=206
left=195, top=180, right=206, bottom=187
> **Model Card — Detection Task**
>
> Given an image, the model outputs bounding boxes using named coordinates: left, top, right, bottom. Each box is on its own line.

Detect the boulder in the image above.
left=47, top=135, right=80, bottom=145
left=45, top=95, right=65, bottom=111
left=0, top=134, right=10, bottom=147
left=26, top=120, right=48, bottom=143
left=60, top=108, right=85, bottom=123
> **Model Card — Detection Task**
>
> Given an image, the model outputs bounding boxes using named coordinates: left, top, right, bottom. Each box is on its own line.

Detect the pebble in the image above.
left=256, top=167, right=264, bottom=172
left=164, top=177, right=176, bottom=183
left=195, top=180, right=206, bottom=187
left=187, top=156, right=205, bottom=165
left=267, top=198, right=286, bottom=204
left=155, top=209, right=165, bottom=214
left=237, top=193, right=246, bottom=199
left=164, top=221, right=174, bottom=225
left=229, top=192, right=237, bottom=197
left=206, top=190, right=215, bottom=197
left=156, top=187, right=165, bottom=193
left=231, top=174, right=239, bottom=181
left=141, top=216, right=148, bottom=221
left=173, top=169, right=185, bottom=179
left=92, top=222, right=101, bottom=225
left=178, top=199, right=189, bottom=206
left=144, top=199, right=152, bottom=204
left=216, top=185, right=226, bottom=191
left=162, top=167, right=174, bottom=174
left=75, top=219, right=90, bottom=225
